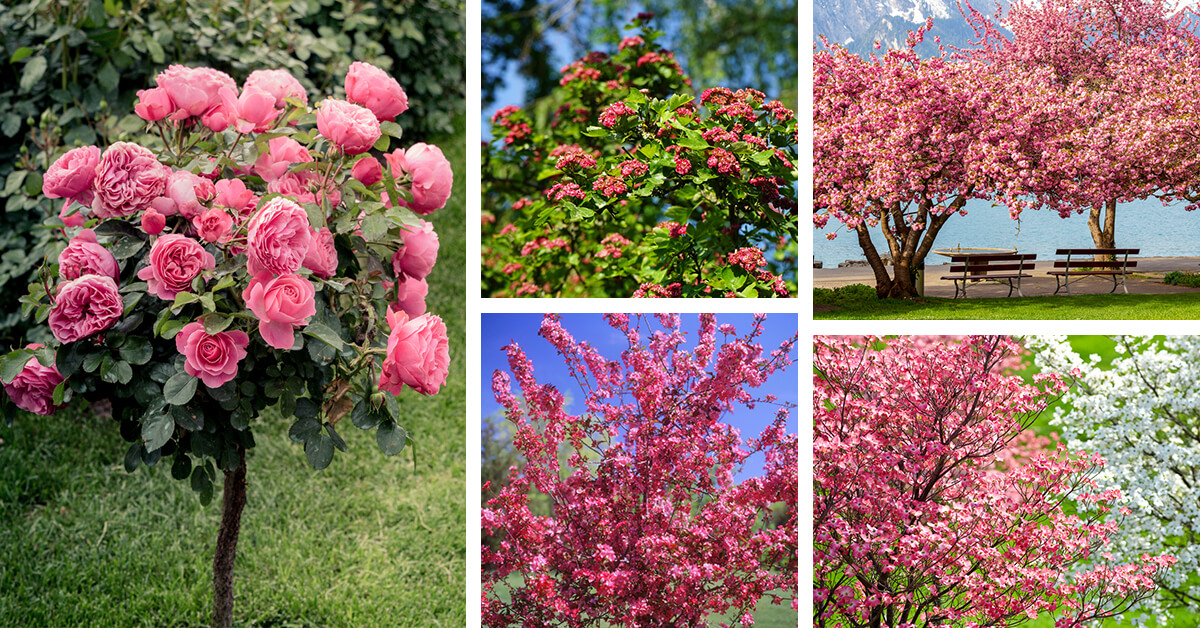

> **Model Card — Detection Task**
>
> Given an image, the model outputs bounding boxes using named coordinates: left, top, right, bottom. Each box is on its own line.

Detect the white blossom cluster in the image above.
left=1029, top=335, right=1200, bottom=622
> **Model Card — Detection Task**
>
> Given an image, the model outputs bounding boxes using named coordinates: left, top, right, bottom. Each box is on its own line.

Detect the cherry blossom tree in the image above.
left=814, top=25, right=1081, bottom=298
left=482, top=313, right=797, bottom=627
left=1030, top=335, right=1200, bottom=622
left=960, top=0, right=1200, bottom=253
left=814, top=335, right=1174, bottom=627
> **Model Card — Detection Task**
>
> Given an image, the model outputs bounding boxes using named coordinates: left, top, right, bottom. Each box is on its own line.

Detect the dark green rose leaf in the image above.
left=376, top=420, right=407, bottom=456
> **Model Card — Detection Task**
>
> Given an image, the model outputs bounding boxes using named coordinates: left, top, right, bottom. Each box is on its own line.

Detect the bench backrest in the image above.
left=949, top=253, right=1036, bottom=274
left=1054, top=248, right=1139, bottom=270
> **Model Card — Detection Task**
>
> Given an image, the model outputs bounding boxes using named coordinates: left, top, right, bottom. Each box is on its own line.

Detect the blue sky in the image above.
left=481, top=313, right=799, bottom=480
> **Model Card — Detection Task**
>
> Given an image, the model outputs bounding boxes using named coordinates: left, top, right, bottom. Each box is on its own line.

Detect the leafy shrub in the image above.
left=481, top=18, right=798, bottom=298
left=1163, top=270, right=1200, bottom=288
left=812, top=283, right=876, bottom=307
left=0, top=0, right=463, bottom=346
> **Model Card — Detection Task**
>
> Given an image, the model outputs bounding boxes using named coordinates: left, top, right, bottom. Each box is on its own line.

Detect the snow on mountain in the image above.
left=814, top=0, right=1008, bottom=56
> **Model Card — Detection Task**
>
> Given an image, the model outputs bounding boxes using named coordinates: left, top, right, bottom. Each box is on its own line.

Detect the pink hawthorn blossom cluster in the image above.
left=814, top=335, right=1174, bottom=627
left=599, top=101, right=637, bottom=127
left=484, top=314, right=797, bottom=626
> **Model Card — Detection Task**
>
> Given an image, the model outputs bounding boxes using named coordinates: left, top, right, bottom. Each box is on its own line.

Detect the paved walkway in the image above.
left=814, top=257, right=1200, bottom=298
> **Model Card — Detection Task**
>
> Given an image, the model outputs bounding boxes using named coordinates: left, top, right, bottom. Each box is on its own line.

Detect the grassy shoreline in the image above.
left=815, top=285, right=1200, bottom=319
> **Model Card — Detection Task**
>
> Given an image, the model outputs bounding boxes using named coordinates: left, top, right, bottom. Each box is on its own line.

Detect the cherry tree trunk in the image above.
left=1088, top=199, right=1117, bottom=261
left=212, top=448, right=247, bottom=628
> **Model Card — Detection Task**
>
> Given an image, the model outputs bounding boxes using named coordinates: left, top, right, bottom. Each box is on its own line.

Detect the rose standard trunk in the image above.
left=212, top=446, right=247, bottom=628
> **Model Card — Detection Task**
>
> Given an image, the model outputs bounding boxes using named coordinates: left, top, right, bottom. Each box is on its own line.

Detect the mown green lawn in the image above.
left=0, top=120, right=466, bottom=627
left=491, top=576, right=798, bottom=627
left=815, top=286, right=1200, bottom=319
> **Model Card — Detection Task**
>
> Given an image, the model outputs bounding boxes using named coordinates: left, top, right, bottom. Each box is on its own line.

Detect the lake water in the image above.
left=813, top=198, right=1200, bottom=266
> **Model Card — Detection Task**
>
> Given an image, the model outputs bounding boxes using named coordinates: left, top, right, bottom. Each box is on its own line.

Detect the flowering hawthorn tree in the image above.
left=814, top=23, right=1085, bottom=298
left=0, top=61, right=453, bottom=627
left=482, top=17, right=798, bottom=298
left=482, top=313, right=798, bottom=626
left=814, top=335, right=1174, bottom=627
left=1030, top=335, right=1200, bottom=621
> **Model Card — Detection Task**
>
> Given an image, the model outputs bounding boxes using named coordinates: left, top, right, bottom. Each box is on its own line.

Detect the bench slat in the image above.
left=1048, top=270, right=1128, bottom=276
left=942, top=274, right=1031, bottom=281
left=1052, top=261, right=1138, bottom=269
left=948, top=254, right=1036, bottom=262
left=1055, top=248, right=1139, bottom=255
left=950, top=264, right=1034, bottom=273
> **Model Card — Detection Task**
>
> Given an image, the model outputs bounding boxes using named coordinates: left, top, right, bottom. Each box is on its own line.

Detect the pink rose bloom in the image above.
left=58, top=228, right=118, bottom=281
left=344, top=61, right=409, bottom=122
left=316, top=99, right=381, bottom=155
left=390, top=276, right=428, bottom=318
left=253, top=137, right=312, bottom=182
left=194, top=208, right=234, bottom=243
left=214, top=178, right=258, bottom=214
left=134, top=87, right=175, bottom=122
left=385, top=143, right=453, bottom=215
left=91, top=142, right=167, bottom=219
left=156, top=65, right=237, bottom=120
left=220, top=85, right=280, bottom=134
left=302, top=227, right=338, bottom=279
left=391, top=219, right=439, bottom=280
left=267, top=171, right=340, bottom=208
left=242, top=272, right=315, bottom=350
left=137, top=234, right=216, bottom=300
left=175, top=322, right=250, bottom=388
left=246, top=197, right=311, bottom=276
left=352, top=155, right=383, bottom=186
left=44, top=145, right=100, bottom=208
left=244, top=69, right=308, bottom=109
left=200, top=102, right=235, bottom=133
left=3, top=344, right=65, bottom=416
left=141, top=208, right=166, bottom=235
left=154, top=170, right=215, bottom=219
left=378, top=310, right=449, bottom=396
left=48, top=275, right=123, bottom=343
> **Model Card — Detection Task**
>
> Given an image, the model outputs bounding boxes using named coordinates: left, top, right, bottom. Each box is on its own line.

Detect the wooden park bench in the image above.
left=1048, top=248, right=1139, bottom=295
left=941, top=253, right=1037, bottom=298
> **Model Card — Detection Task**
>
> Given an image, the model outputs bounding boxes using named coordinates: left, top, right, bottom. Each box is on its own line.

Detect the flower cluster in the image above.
left=2, top=60, right=455, bottom=497
left=1030, top=335, right=1200, bottom=621
left=483, top=314, right=797, bottom=626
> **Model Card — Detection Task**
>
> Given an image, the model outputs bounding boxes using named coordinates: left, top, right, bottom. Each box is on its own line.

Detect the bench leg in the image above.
left=1005, top=279, right=1014, bottom=298
left=1109, top=274, right=1118, bottom=294
left=953, top=279, right=965, bottom=299
left=1053, top=275, right=1064, bottom=295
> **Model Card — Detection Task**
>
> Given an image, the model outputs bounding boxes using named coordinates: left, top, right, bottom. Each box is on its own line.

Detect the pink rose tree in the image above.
left=483, top=314, right=798, bottom=626
left=481, top=18, right=798, bottom=298
left=813, top=335, right=1175, bottom=627
left=1, top=61, right=452, bottom=628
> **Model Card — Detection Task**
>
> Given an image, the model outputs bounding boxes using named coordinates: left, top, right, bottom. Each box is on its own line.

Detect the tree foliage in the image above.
left=484, top=19, right=797, bottom=298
